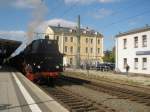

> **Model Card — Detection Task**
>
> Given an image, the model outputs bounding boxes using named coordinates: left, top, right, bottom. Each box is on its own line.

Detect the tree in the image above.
left=103, top=47, right=115, bottom=63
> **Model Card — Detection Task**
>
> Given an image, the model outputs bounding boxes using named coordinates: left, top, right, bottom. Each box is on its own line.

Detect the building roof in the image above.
left=48, top=25, right=103, bottom=37
left=0, top=38, right=22, bottom=59
left=116, top=25, right=150, bottom=37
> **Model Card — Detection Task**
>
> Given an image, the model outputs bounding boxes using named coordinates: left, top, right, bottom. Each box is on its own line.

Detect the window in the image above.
left=65, top=37, right=68, bottom=42
left=123, top=39, right=127, bottom=49
left=70, top=58, right=73, bottom=65
left=91, top=39, right=93, bottom=44
left=90, top=48, right=93, bottom=53
left=70, top=37, right=73, bottom=42
left=85, top=47, right=88, bottom=53
left=98, top=39, right=100, bottom=44
left=142, top=58, right=147, bottom=70
left=65, top=46, right=67, bottom=52
left=134, top=58, right=138, bottom=69
left=97, top=48, right=100, bottom=54
left=123, top=58, right=127, bottom=68
left=134, top=37, right=138, bottom=48
left=70, top=46, right=73, bottom=53
left=86, top=38, right=88, bottom=43
left=142, top=35, right=147, bottom=47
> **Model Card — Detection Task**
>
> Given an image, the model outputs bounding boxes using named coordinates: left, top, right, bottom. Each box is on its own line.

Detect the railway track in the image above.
left=41, top=86, right=116, bottom=112
left=60, top=75, right=150, bottom=106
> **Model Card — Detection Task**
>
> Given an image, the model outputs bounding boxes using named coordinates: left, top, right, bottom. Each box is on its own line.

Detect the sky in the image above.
left=0, top=0, right=150, bottom=50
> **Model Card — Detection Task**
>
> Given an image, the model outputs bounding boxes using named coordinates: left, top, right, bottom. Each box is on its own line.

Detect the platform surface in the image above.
left=0, top=67, right=69, bottom=112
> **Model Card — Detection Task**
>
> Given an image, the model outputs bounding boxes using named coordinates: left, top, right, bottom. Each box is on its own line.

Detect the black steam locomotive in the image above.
left=9, top=39, right=63, bottom=84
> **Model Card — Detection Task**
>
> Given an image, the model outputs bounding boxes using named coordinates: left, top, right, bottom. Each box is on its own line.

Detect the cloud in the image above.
left=98, top=0, right=117, bottom=3
left=0, top=30, right=28, bottom=56
left=0, top=30, right=27, bottom=41
left=0, top=0, right=43, bottom=9
left=36, top=18, right=77, bottom=33
left=128, top=16, right=142, bottom=26
left=64, top=0, right=118, bottom=4
left=91, top=8, right=112, bottom=19
left=13, top=0, right=43, bottom=9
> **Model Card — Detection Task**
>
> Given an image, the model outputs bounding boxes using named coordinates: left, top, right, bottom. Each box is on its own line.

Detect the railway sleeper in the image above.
left=56, top=97, right=76, bottom=100
left=61, top=99, right=81, bottom=103
left=71, top=108, right=86, bottom=112
left=136, top=99, right=150, bottom=103
left=129, top=97, right=140, bottom=101
left=62, top=97, right=78, bottom=101
left=53, top=95, right=74, bottom=99
left=137, top=100, right=148, bottom=103
left=52, top=94, right=67, bottom=96
left=59, top=97, right=80, bottom=101
left=131, top=93, right=146, bottom=97
left=67, top=102, right=86, bottom=106
left=71, top=108, right=97, bottom=112
left=85, top=107, right=100, bottom=112
left=142, top=96, right=150, bottom=99
left=94, top=104, right=115, bottom=112
left=70, top=104, right=93, bottom=109
left=146, top=102, right=150, bottom=106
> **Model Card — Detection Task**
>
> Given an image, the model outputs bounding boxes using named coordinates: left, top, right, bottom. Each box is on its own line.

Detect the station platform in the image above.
left=0, top=67, right=69, bottom=112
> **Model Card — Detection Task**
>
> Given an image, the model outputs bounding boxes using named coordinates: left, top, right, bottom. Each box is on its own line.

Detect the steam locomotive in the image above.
left=9, top=39, right=63, bottom=85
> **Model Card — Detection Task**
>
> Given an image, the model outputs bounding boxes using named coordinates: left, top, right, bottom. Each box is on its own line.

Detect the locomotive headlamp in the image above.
left=56, top=66, right=59, bottom=69
left=37, top=65, right=41, bottom=69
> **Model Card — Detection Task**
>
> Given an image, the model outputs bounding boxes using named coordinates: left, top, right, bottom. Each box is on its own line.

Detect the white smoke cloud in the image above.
left=27, top=1, right=47, bottom=42
left=36, top=18, right=77, bottom=33
left=0, top=0, right=48, bottom=43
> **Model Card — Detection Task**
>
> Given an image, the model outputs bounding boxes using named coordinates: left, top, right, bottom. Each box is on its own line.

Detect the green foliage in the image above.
left=103, top=48, right=115, bottom=63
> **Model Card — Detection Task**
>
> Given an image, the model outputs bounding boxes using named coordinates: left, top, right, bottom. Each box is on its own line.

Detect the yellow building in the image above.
left=45, top=25, right=103, bottom=67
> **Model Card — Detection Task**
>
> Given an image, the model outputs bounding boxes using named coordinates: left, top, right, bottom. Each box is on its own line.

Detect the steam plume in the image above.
left=26, top=0, right=47, bottom=43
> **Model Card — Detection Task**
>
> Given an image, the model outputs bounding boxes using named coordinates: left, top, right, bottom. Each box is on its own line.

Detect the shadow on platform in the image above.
left=0, top=65, right=18, bottom=72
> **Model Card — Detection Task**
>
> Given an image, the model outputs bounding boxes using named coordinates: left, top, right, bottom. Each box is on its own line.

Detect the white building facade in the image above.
left=116, top=26, right=150, bottom=74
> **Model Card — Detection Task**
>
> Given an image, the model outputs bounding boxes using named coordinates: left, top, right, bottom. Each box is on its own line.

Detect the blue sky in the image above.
left=0, top=0, right=150, bottom=50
